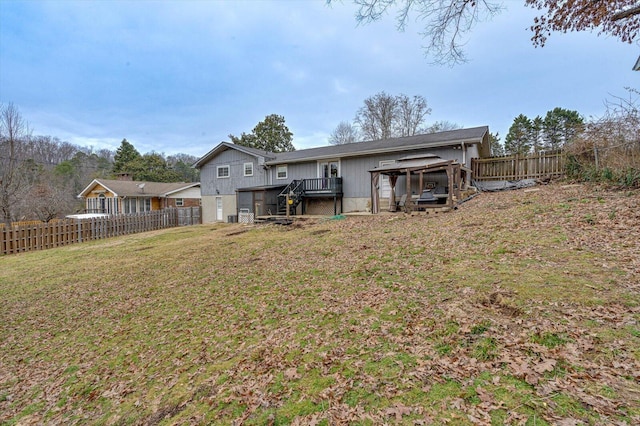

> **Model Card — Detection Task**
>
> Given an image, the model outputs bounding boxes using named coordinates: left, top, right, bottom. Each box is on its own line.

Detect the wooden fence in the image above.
left=1, top=207, right=201, bottom=255
left=471, top=151, right=565, bottom=181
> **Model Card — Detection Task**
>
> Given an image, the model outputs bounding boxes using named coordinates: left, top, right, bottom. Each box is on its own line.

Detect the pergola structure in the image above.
left=369, top=156, right=471, bottom=214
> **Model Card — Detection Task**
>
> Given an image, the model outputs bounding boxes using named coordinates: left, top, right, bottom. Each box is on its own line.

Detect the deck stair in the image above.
left=277, top=177, right=343, bottom=215
left=277, top=180, right=305, bottom=215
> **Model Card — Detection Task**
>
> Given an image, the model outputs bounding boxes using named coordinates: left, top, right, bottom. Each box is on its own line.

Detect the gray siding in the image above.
left=200, top=149, right=268, bottom=195
left=340, top=147, right=464, bottom=198
left=466, top=145, right=480, bottom=166
left=267, top=146, right=466, bottom=198
left=270, top=161, right=317, bottom=183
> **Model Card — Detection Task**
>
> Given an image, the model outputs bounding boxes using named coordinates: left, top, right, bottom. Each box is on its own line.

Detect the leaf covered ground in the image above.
left=1, top=183, right=639, bottom=425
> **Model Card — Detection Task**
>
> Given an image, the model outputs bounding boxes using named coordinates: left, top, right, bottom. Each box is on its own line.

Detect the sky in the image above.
left=0, top=0, right=638, bottom=158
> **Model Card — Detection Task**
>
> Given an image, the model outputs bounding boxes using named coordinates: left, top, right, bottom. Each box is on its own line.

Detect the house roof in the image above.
left=193, top=126, right=489, bottom=169
left=369, top=157, right=455, bottom=174
left=265, top=126, right=489, bottom=165
left=193, top=142, right=276, bottom=168
left=634, top=55, right=640, bottom=71
left=78, top=179, right=200, bottom=198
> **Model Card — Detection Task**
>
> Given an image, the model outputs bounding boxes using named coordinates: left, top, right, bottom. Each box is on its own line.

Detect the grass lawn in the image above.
left=1, top=183, right=639, bottom=425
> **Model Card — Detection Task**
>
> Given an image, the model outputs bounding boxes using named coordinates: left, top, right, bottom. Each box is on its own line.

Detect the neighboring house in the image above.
left=78, top=179, right=201, bottom=214
left=194, top=126, right=490, bottom=223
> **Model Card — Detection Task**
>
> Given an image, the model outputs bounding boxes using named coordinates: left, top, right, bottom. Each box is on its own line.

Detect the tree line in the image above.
left=500, top=107, right=584, bottom=156
left=0, top=103, right=199, bottom=226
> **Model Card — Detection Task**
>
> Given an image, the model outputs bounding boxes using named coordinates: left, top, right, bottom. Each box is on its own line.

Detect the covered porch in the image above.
left=369, top=156, right=472, bottom=214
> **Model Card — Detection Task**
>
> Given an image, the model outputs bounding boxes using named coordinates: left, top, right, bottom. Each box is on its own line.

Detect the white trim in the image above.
left=217, top=165, right=230, bottom=178
left=317, top=159, right=341, bottom=178
left=175, top=198, right=184, bottom=207
left=163, top=183, right=200, bottom=196
left=276, top=165, right=288, bottom=180
left=244, top=162, right=254, bottom=177
left=216, top=197, right=223, bottom=221
left=265, top=134, right=488, bottom=165
left=378, top=160, right=396, bottom=200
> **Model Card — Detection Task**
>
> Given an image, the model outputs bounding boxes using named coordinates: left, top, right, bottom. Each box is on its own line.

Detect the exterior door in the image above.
left=320, top=161, right=339, bottom=179
left=216, top=197, right=223, bottom=221
left=378, top=160, right=395, bottom=208
left=319, top=160, right=339, bottom=189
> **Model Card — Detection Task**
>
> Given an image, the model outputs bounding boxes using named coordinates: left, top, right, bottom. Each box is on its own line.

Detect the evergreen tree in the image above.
left=112, top=139, right=141, bottom=174
left=489, top=132, right=504, bottom=156
left=128, top=153, right=182, bottom=182
left=542, top=108, right=584, bottom=150
left=505, top=114, right=533, bottom=155
left=531, top=116, right=544, bottom=153
left=167, top=153, right=200, bottom=182
left=229, top=114, right=295, bottom=152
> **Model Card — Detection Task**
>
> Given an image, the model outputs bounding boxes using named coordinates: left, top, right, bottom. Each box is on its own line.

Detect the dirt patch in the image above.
left=144, top=403, right=186, bottom=426
left=480, top=290, right=523, bottom=317
left=225, top=229, right=248, bottom=237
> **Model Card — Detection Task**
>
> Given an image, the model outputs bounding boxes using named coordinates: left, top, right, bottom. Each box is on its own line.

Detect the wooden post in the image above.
left=447, top=164, right=454, bottom=208
left=286, top=194, right=290, bottom=219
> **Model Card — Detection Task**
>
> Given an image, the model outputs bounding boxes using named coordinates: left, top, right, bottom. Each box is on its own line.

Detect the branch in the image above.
left=611, top=4, right=640, bottom=21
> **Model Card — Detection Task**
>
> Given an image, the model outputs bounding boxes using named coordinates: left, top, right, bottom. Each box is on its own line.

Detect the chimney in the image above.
left=116, top=173, right=133, bottom=181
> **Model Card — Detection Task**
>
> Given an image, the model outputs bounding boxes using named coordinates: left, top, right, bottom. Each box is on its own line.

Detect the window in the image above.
left=143, top=198, right=151, bottom=212
left=217, top=165, right=230, bottom=178
left=244, top=162, right=254, bottom=177
left=276, top=165, right=287, bottom=179
left=175, top=198, right=184, bottom=207
left=125, top=198, right=137, bottom=213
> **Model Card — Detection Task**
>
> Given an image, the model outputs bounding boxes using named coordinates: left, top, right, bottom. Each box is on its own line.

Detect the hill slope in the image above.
left=1, top=183, right=639, bottom=425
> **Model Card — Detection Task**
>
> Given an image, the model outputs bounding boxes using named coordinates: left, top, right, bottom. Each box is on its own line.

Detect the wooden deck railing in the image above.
left=1, top=207, right=201, bottom=255
left=302, top=177, right=343, bottom=195
left=471, top=151, right=565, bottom=181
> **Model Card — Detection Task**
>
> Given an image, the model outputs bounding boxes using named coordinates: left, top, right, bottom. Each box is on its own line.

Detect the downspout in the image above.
left=461, top=142, right=467, bottom=168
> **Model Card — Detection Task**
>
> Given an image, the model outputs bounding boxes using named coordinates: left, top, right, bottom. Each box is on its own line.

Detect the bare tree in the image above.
left=328, top=121, right=360, bottom=145
left=24, top=174, right=77, bottom=222
left=333, top=0, right=503, bottom=65
left=355, top=92, right=398, bottom=140
left=0, top=103, right=32, bottom=227
left=395, top=94, right=432, bottom=136
left=566, top=88, right=640, bottom=185
left=353, top=92, right=433, bottom=141
left=424, top=120, right=462, bottom=133
left=29, top=136, right=78, bottom=165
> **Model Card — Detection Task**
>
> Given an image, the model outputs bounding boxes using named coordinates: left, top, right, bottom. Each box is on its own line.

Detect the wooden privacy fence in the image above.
left=471, top=151, right=565, bottom=181
left=1, top=207, right=201, bottom=255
